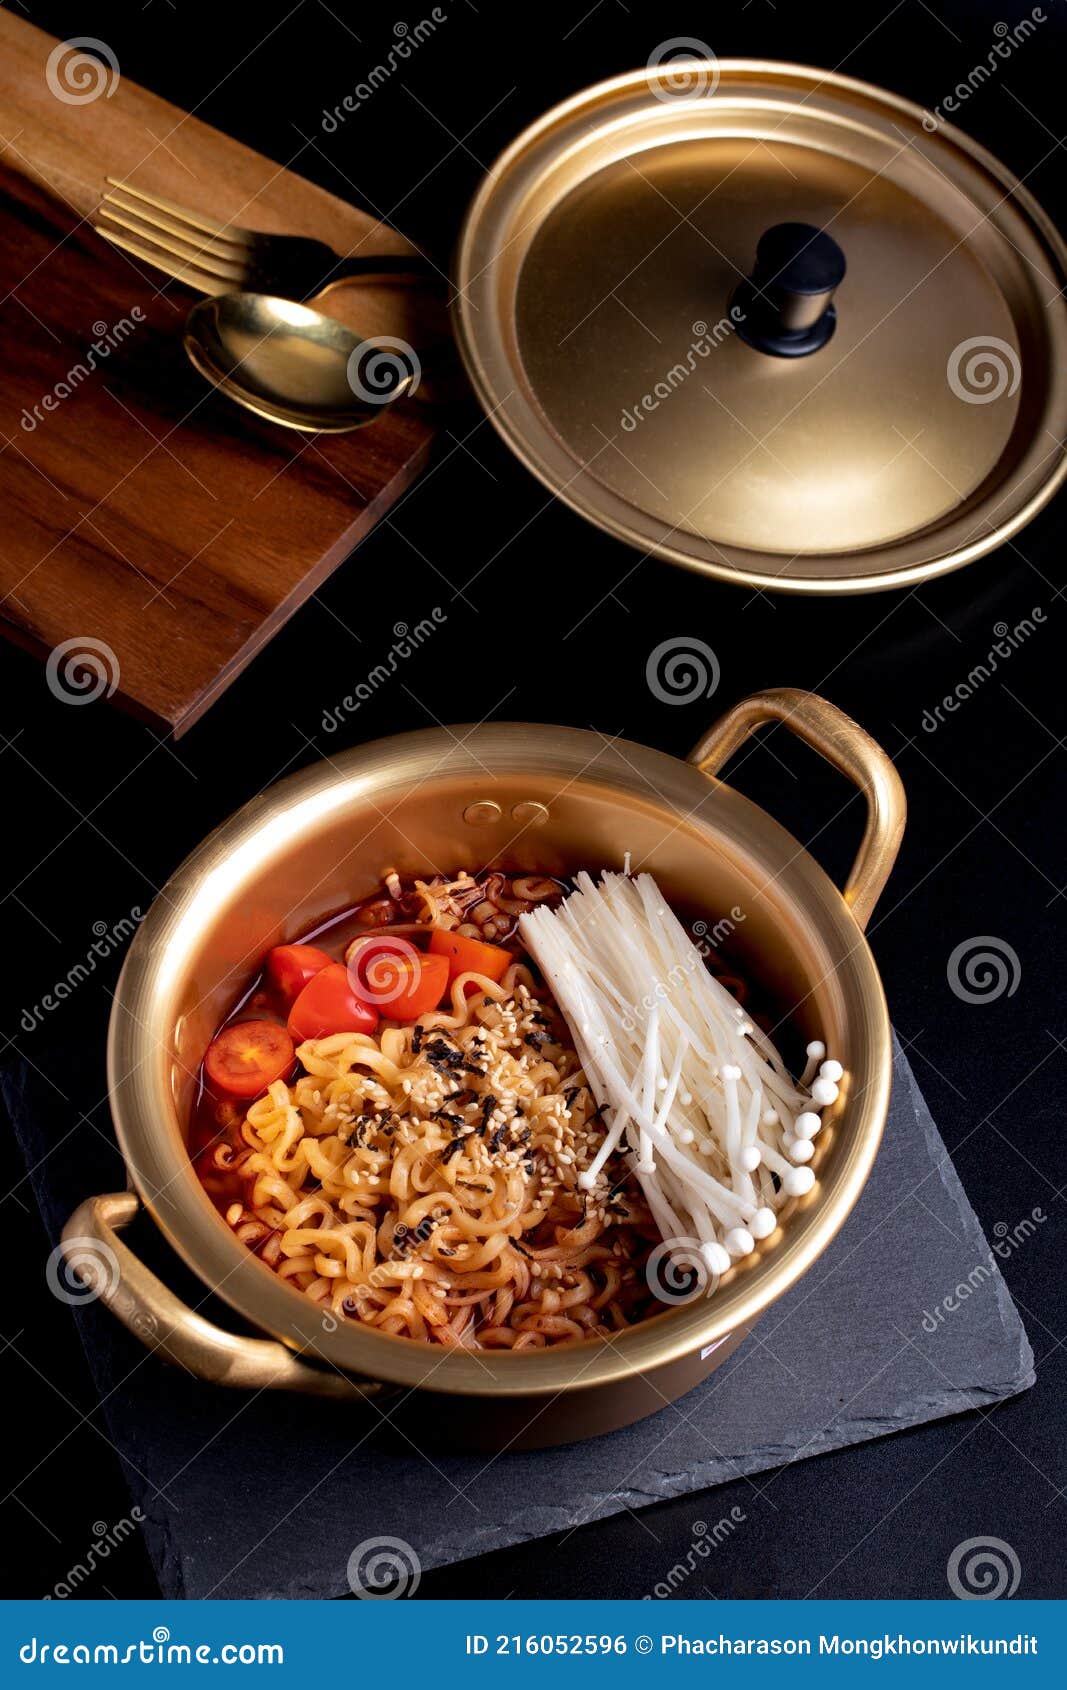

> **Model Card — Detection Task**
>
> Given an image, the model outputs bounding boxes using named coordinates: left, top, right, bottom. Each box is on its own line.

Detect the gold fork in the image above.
left=94, top=178, right=437, bottom=301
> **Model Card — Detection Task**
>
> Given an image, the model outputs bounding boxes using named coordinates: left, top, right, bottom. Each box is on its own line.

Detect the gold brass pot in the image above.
left=64, top=690, right=905, bottom=1449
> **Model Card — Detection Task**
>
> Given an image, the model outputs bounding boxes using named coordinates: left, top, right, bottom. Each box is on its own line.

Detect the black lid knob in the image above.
left=732, top=222, right=846, bottom=357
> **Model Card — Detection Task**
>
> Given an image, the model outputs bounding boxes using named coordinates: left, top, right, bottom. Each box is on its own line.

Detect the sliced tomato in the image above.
left=378, top=951, right=449, bottom=1020
left=429, top=928, right=512, bottom=986
left=266, top=943, right=333, bottom=1007
left=346, top=934, right=421, bottom=993
left=287, top=963, right=379, bottom=1042
left=204, top=1019, right=295, bottom=1099
left=346, top=936, right=447, bottom=1019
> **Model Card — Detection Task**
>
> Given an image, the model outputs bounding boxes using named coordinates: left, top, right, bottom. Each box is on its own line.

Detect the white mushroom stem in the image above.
left=799, top=1040, right=826, bottom=1088
left=636, top=1005, right=659, bottom=1173
left=577, top=1108, right=631, bottom=1190
left=758, top=1138, right=817, bottom=1196
left=722, top=1064, right=743, bottom=1187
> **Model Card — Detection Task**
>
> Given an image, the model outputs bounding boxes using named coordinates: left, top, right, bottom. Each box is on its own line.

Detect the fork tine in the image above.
left=98, top=203, right=247, bottom=284
left=102, top=186, right=250, bottom=262
left=93, top=223, right=232, bottom=295
left=105, top=177, right=251, bottom=246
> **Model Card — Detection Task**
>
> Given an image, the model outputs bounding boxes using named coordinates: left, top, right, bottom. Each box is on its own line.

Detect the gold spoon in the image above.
left=184, top=292, right=422, bottom=432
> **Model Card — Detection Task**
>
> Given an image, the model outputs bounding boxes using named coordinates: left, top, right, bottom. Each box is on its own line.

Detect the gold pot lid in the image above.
left=453, top=61, right=1067, bottom=593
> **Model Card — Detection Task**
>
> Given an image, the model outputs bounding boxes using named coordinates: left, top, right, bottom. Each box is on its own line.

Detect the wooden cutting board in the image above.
left=0, top=15, right=444, bottom=734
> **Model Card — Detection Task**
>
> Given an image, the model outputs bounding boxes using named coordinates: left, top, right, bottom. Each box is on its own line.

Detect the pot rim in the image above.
left=106, top=718, right=894, bottom=1397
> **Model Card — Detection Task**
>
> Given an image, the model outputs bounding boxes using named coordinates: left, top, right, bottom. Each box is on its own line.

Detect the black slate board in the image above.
left=1, top=1035, right=1033, bottom=1599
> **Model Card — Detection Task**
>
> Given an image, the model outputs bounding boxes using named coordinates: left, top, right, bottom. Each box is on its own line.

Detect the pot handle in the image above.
left=62, top=1192, right=387, bottom=1401
left=688, top=688, right=905, bottom=931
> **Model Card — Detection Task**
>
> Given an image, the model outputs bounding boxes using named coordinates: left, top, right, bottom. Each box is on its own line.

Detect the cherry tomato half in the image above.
left=429, top=928, right=512, bottom=985
left=266, top=943, right=333, bottom=1007
left=345, top=934, right=421, bottom=995
left=372, top=951, right=449, bottom=1020
left=204, top=1020, right=295, bottom=1099
left=287, top=963, right=379, bottom=1042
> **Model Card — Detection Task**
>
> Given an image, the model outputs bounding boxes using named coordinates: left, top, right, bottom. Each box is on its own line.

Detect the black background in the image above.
left=2, top=0, right=1065, bottom=1600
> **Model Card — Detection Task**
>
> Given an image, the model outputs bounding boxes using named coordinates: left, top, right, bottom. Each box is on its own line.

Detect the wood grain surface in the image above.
left=0, top=14, right=444, bottom=734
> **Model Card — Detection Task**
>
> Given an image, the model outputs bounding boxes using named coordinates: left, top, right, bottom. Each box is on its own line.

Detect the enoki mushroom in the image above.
left=520, top=871, right=842, bottom=1280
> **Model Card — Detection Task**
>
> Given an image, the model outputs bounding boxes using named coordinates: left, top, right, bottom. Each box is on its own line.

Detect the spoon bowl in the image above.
left=184, top=292, right=417, bottom=432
